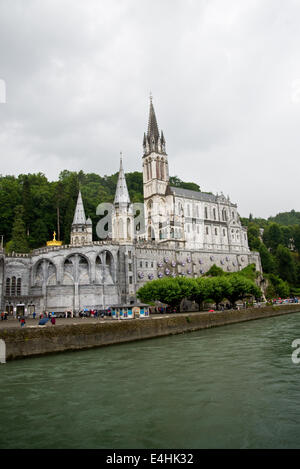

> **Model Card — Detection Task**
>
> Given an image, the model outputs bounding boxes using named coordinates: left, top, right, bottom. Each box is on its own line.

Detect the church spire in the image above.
left=72, top=190, right=86, bottom=225
left=143, top=95, right=166, bottom=156
left=114, top=153, right=131, bottom=206
left=147, top=95, right=160, bottom=142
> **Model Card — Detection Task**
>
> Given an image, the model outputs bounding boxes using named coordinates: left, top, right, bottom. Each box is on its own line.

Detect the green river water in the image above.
left=1, top=312, right=300, bottom=449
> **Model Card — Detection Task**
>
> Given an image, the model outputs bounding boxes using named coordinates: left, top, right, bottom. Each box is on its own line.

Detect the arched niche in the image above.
left=33, top=259, right=57, bottom=286
left=95, top=250, right=114, bottom=284
left=63, top=254, right=90, bottom=284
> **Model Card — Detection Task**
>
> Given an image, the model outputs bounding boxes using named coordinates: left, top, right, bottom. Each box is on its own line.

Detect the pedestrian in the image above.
left=20, top=317, right=25, bottom=327
left=51, top=316, right=56, bottom=325
left=1, top=312, right=4, bottom=321
left=33, top=311, right=36, bottom=320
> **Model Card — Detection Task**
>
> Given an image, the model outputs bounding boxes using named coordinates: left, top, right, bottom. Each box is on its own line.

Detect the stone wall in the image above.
left=0, top=304, right=299, bottom=361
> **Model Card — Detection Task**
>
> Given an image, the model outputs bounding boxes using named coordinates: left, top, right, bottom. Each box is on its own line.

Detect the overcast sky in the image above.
left=0, top=0, right=299, bottom=219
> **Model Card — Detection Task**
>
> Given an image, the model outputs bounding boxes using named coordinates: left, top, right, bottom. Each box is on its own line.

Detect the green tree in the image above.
left=205, top=264, right=225, bottom=277
left=188, top=277, right=213, bottom=310
left=263, top=223, right=283, bottom=252
left=258, top=243, right=276, bottom=274
left=226, top=275, right=261, bottom=307
left=209, top=277, right=232, bottom=309
left=9, top=205, right=29, bottom=253
left=275, top=244, right=296, bottom=284
left=137, top=277, right=191, bottom=312
left=247, top=223, right=261, bottom=251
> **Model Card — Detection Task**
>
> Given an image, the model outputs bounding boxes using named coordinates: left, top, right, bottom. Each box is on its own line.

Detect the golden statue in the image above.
left=47, top=231, right=62, bottom=246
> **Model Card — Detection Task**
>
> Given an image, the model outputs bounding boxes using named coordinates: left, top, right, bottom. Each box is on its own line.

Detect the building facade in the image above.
left=0, top=100, right=261, bottom=316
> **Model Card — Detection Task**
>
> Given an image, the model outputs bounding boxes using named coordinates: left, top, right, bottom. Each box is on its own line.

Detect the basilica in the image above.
left=0, top=99, right=261, bottom=316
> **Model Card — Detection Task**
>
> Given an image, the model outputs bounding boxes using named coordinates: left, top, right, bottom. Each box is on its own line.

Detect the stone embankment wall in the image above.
left=1, top=304, right=299, bottom=361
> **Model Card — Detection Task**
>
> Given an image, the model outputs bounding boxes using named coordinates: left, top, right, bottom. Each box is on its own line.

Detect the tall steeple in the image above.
left=112, top=154, right=134, bottom=243
left=143, top=95, right=166, bottom=156
left=147, top=95, right=160, bottom=142
left=72, top=190, right=86, bottom=225
left=114, top=153, right=131, bottom=206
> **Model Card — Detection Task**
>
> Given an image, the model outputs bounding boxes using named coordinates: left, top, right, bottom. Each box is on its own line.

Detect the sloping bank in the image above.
left=1, top=304, right=300, bottom=361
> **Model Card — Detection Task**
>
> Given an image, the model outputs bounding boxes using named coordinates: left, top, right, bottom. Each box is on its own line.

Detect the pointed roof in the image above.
left=72, top=190, right=87, bottom=225
left=147, top=96, right=160, bottom=142
left=114, top=155, right=131, bottom=205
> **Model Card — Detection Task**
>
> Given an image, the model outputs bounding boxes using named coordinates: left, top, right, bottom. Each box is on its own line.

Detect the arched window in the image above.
left=11, top=277, right=16, bottom=296
left=5, top=278, right=10, bottom=296
left=17, top=278, right=21, bottom=296
left=127, top=218, right=131, bottom=239
left=222, top=209, right=227, bottom=221
left=156, top=159, right=160, bottom=179
left=213, top=208, right=216, bottom=220
left=160, top=160, right=164, bottom=180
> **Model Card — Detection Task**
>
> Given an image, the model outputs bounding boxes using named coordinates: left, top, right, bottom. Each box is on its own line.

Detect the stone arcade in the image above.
left=0, top=99, right=261, bottom=316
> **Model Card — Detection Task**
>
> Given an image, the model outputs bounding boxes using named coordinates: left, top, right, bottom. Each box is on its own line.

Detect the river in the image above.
left=1, top=312, right=300, bottom=449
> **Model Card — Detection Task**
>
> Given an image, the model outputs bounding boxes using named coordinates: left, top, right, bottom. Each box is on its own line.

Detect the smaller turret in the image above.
left=70, top=191, right=93, bottom=245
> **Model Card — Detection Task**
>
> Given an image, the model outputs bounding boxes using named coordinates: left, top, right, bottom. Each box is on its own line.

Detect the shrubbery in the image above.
left=137, top=265, right=262, bottom=311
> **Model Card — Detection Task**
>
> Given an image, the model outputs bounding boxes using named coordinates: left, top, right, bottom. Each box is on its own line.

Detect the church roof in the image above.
left=72, top=190, right=87, bottom=225
left=168, top=186, right=216, bottom=202
left=168, top=186, right=237, bottom=206
left=114, top=156, right=131, bottom=205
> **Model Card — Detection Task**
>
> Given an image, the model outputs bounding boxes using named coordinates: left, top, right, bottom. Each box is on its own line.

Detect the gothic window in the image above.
left=146, top=162, right=150, bottom=180
left=127, top=218, right=131, bottom=239
left=17, top=278, right=21, bottom=296
left=160, top=160, right=164, bottom=180
left=11, top=277, right=16, bottom=296
left=118, top=219, right=124, bottom=239
left=156, top=160, right=160, bottom=180
left=232, top=211, right=235, bottom=219
left=5, top=278, right=10, bottom=296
